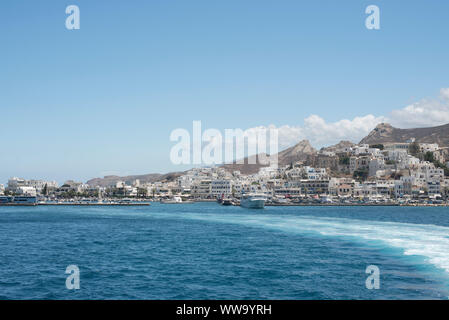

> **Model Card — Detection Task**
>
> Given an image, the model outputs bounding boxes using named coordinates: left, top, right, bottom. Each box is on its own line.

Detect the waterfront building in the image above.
left=27, top=180, right=58, bottom=193
left=191, top=180, right=212, bottom=198
left=337, top=184, right=353, bottom=196
left=6, top=177, right=58, bottom=194
left=273, top=186, right=301, bottom=197
left=328, top=178, right=355, bottom=196
left=16, top=186, right=37, bottom=197
left=63, top=181, right=85, bottom=193
left=353, top=182, right=377, bottom=197
left=375, top=180, right=395, bottom=197
left=210, top=179, right=233, bottom=197
left=300, top=179, right=330, bottom=195
left=6, top=177, right=27, bottom=192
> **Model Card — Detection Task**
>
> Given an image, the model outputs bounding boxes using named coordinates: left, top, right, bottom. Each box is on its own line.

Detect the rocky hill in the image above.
left=86, top=123, right=449, bottom=184
left=359, top=123, right=449, bottom=146
left=221, top=140, right=317, bottom=175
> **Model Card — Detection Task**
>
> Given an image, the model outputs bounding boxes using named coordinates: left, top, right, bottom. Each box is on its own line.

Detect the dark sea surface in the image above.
left=1, top=203, right=449, bottom=299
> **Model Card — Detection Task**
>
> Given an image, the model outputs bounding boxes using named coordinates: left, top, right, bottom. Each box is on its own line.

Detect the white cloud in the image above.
left=245, top=87, right=449, bottom=150
left=245, top=114, right=385, bottom=150
left=388, top=87, right=449, bottom=128
left=301, top=114, right=385, bottom=147
left=440, top=88, right=449, bottom=100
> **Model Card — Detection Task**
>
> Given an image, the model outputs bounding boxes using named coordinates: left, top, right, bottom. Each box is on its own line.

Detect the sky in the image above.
left=1, top=0, right=449, bottom=184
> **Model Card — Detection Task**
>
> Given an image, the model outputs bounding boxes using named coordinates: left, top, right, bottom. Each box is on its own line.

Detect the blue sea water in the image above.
left=1, top=203, right=449, bottom=300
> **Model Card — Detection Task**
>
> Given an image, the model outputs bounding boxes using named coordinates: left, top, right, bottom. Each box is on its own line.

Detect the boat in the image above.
left=240, top=194, right=266, bottom=209
left=0, top=196, right=37, bottom=206
left=222, top=199, right=233, bottom=206
left=160, top=196, right=193, bottom=204
left=273, top=196, right=289, bottom=204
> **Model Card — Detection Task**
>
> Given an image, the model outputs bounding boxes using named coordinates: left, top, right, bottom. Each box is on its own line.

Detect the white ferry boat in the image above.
left=160, top=196, right=193, bottom=204
left=240, top=194, right=266, bottom=209
left=0, top=196, right=37, bottom=206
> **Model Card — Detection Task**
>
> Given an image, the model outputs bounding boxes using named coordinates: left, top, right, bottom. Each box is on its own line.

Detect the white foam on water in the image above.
left=74, top=207, right=449, bottom=277
left=180, top=212, right=449, bottom=276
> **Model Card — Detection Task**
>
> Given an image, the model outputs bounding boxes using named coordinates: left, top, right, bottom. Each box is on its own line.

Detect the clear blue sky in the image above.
left=1, top=0, right=449, bottom=184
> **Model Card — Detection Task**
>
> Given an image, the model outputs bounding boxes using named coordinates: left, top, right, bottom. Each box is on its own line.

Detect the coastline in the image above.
left=1, top=201, right=447, bottom=207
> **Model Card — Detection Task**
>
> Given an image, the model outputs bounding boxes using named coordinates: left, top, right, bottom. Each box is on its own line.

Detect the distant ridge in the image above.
left=359, top=122, right=449, bottom=146
left=86, top=172, right=183, bottom=187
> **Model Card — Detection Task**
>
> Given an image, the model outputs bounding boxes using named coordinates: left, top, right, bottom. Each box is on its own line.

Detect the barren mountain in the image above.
left=221, top=140, right=317, bottom=175
left=87, top=123, right=449, bottom=184
left=360, top=123, right=449, bottom=146
left=277, top=140, right=317, bottom=165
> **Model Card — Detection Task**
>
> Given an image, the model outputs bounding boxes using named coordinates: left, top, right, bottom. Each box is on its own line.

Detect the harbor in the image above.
left=2, top=194, right=449, bottom=207
left=0, top=196, right=150, bottom=206
left=38, top=202, right=150, bottom=206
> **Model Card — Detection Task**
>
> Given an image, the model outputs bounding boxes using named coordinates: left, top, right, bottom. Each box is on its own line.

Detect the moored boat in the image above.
left=0, top=196, right=37, bottom=206
left=222, top=199, right=233, bottom=206
left=160, top=196, right=193, bottom=204
left=240, top=194, right=266, bottom=209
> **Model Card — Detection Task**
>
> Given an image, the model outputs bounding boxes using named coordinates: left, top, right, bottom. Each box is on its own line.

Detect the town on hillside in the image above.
left=2, top=137, right=449, bottom=206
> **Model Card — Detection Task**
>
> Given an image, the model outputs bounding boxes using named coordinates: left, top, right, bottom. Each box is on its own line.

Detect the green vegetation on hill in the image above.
left=424, top=151, right=449, bottom=176
left=353, top=169, right=369, bottom=182
left=369, top=144, right=384, bottom=150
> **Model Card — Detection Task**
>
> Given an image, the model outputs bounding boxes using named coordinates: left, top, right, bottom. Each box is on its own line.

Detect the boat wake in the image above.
left=176, top=211, right=449, bottom=276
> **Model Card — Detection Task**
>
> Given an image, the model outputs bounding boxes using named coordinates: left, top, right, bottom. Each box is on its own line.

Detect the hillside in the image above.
left=360, top=123, right=449, bottom=146
left=86, top=123, right=449, bottom=184
left=221, top=140, right=317, bottom=175
left=320, top=140, right=355, bottom=153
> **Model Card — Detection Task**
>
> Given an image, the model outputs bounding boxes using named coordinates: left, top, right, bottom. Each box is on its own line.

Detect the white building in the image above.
left=369, top=158, right=385, bottom=177
left=287, top=166, right=327, bottom=180
left=60, top=180, right=86, bottom=193
left=6, top=177, right=58, bottom=194
left=6, top=177, right=27, bottom=191
left=305, top=167, right=327, bottom=180
left=210, top=179, right=233, bottom=197
left=16, top=186, right=37, bottom=197
left=27, top=180, right=58, bottom=193
left=116, top=181, right=125, bottom=188
left=191, top=180, right=212, bottom=198
left=384, top=143, right=410, bottom=151
left=419, top=143, right=439, bottom=153
left=404, top=155, right=420, bottom=168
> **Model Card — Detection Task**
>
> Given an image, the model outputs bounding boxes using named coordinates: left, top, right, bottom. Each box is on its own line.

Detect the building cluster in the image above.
left=2, top=140, right=449, bottom=203
left=1, top=177, right=58, bottom=197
